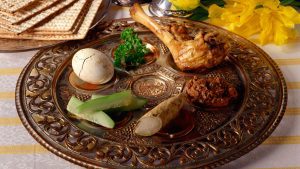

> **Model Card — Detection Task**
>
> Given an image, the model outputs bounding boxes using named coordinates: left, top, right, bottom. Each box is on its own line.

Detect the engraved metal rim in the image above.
left=15, top=50, right=112, bottom=169
left=15, top=17, right=287, bottom=169
left=0, top=0, right=110, bottom=53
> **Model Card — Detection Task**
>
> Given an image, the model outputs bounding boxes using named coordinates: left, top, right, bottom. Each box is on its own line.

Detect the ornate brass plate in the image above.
left=0, top=0, right=110, bottom=52
left=16, top=18, right=287, bottom=168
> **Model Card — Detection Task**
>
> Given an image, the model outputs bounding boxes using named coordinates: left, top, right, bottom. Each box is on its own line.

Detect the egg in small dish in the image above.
left=72, top=48, right=114, bottom=85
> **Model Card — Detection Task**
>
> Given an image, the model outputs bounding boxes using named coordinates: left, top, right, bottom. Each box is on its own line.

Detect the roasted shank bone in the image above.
left=130, top=3, right=228, bottom=71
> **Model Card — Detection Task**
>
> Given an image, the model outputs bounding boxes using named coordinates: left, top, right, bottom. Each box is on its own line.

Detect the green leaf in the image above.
left=189, top=6, right=209, bottom=21
left=114, top=28, right=149, bottom=68
left=201, top=0, right=225, bottom=7
left=290, top=0, right=300, bottom=6
left=280, top=0, right=295, bottom=5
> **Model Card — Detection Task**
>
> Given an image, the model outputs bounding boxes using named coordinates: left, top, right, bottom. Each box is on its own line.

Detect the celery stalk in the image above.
left=67, top=96, right=83, bottom=114
left=67, top=96, right=115, bottom=128
left=77, top=90, right=134, bottom=113
left=91, top=94, right=147, bottom=112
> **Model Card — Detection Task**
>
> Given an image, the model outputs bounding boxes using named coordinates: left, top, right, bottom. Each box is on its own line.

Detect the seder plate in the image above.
left=16, top=17, right=287, bottom=168
left=0, top=0, right=110, bottom=52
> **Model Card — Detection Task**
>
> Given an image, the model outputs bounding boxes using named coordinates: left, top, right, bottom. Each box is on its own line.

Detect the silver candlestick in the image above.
left=149, top=0, right=192, bottom=17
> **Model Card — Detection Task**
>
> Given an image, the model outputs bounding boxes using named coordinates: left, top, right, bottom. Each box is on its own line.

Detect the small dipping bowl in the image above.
left=157, top=108, right=195, bottom=139
left=69, top=71, right=118, bottom=92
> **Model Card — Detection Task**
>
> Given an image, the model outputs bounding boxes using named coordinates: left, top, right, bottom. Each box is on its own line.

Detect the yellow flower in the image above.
left=208, top=0, right=300, bottom=45
left=257, top=4, right=300, bottom=45
left=209, top=0, right=257, bottom=31
left=169, top=0, right=200, bottom=11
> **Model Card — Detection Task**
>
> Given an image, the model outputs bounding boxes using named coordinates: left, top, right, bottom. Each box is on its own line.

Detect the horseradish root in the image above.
left=134, top=93, right=185, bottom=136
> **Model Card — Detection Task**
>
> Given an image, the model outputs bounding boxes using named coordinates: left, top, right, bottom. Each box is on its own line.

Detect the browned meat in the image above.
left=162, top=25, right=193, bottom=41
left=130, top=3, right=228, bottom=71
left=185, top=76, right=238, bottom=107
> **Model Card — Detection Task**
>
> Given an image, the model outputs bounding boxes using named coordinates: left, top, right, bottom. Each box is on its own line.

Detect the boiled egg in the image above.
left=72, top=48, right=114, bottom=84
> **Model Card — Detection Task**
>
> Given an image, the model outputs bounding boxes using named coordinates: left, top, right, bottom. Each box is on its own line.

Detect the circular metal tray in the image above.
left=16, top=17, right=287, bottom=168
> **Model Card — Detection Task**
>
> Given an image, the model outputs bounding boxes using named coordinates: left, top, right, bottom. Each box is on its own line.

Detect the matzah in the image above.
left=0, top=0, right=37, bottom=13
left=0, top=0, right=77, bottom=33
left=0, top=0, right=103, bottom=40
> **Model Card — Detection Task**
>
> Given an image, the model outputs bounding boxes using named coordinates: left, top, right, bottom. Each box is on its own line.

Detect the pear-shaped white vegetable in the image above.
left=72, top=48, right=114, bottom=85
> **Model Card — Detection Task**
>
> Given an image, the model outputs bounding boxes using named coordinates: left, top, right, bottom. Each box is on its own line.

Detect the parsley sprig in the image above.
left=114, top=28, right=150, bottom=68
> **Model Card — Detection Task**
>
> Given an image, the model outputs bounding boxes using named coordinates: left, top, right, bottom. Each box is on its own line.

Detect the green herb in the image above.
left=114, top=28, right=150, bottom=68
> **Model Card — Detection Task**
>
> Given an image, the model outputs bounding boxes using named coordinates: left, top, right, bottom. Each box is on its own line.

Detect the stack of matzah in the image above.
left=0, top=0, right=103, bottom=40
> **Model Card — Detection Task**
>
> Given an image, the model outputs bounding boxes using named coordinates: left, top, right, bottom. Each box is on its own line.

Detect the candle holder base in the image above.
left=148, top=0, right=192, bottom=17
left=113, top=0, right=152, bottom=6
